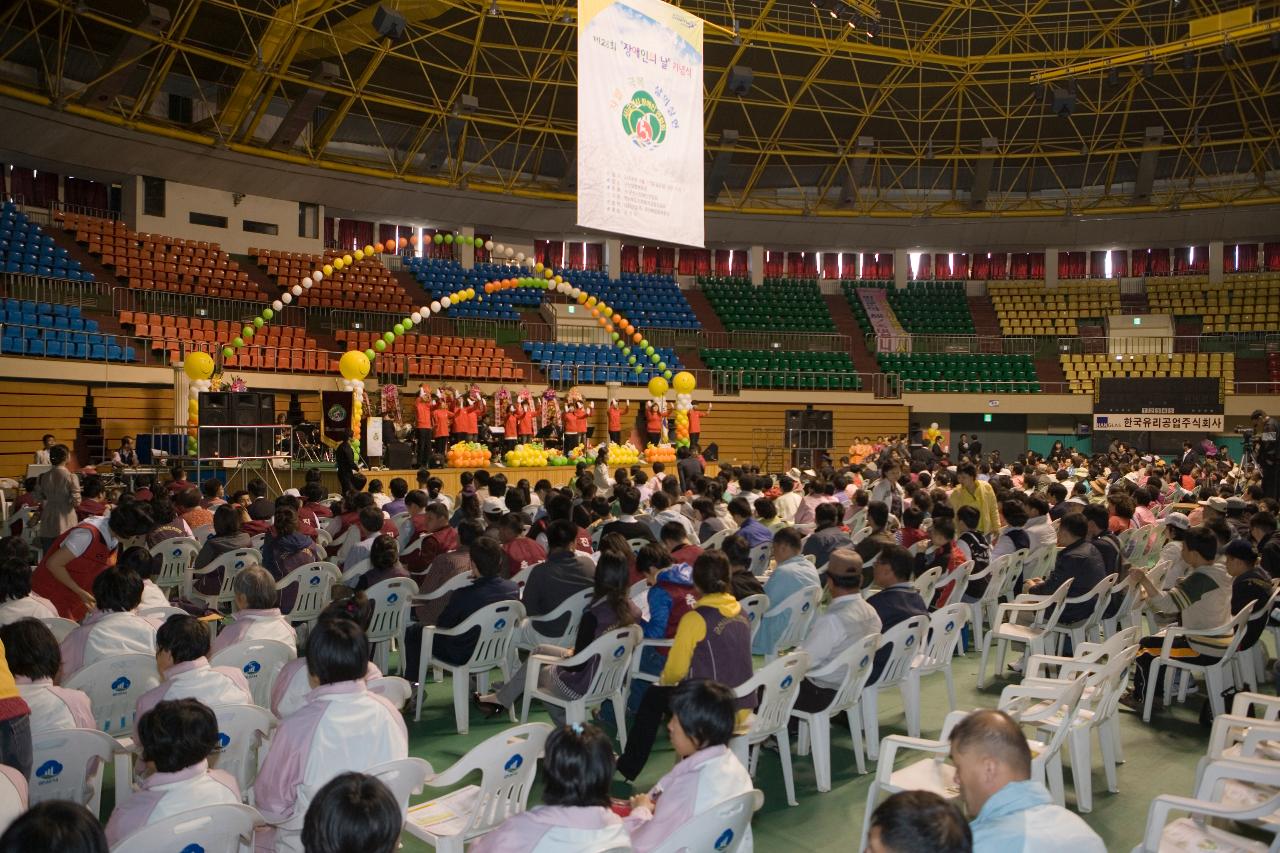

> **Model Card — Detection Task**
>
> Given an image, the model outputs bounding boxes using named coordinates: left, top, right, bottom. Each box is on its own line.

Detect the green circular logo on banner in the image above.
left=621, top=90, right=667, bottom=150
left=327, top=404, right=348, bottom=422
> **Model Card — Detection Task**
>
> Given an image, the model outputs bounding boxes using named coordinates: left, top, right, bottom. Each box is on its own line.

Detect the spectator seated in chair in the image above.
left=0, top=557, right=57, bottom=626
left=118, top=545, right=169, bottom=612
left=352, top=534, right=410, bottom=593
left=866, top=790, right=972, bottom=853
left=271, top=593, right=378, bottom=719
left=135, top=613, right=252, bottom=718
left=191, top=505, right=252, bottom=598
left=0, top=800, right=109, bottom=852
left=1, top=618, right=95, bottom=735
left=302, top=772, right=403, bottom=853
left=209, top=565, right=298, bottom=655
left=58, top=564, right=157, bottom=679
left=753, top=526, right=820, bottom=656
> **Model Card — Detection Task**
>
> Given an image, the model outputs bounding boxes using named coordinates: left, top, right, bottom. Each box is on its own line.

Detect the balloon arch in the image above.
left=181, top=232, right=698, bottom=459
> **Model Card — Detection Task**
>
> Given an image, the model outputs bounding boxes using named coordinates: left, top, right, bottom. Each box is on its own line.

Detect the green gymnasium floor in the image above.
left=395, top=648, right=1235, bottom=852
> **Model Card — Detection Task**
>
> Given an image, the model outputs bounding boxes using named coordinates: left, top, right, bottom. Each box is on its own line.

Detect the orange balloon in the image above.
left=398, top=237, right=408, bottom=249
left=484, top=283, right=494, bottom=293
left=382, top=239, right=394, bottom=252
left=625, top=324, right=635, bottom=336
left=633, top=332, right=643, bottom=343
left=598, top=317, right=608, bottom=327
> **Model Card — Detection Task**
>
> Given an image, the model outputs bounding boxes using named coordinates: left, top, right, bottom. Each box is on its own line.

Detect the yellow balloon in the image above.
left=354, top=249, right=365, bottom=261
left=339, top=350, right=371, bottom=381
left=673, top=370, right=696, bottom=395
left=343, top=254, right=353, bottom=266
left=322, top=264, right=334, bottom=276
left=333, top=258, right=345, bottom=270
left=183, top=351, right=215, bottom=381
left=363, top=244, right=375, bottom=256
left=648, top=376, right=669, bottom=397
left=534, top=262, right=545, bottom=273
left=577, top=292, right=588, bottom=304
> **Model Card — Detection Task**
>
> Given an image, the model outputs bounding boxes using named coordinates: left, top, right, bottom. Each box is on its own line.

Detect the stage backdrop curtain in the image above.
left=933, top=253, right=950, bottom=280
left=1192, top=245, right=1209, bottom=273
left=1149, top=248, right=1171, bottom=276
left=989, top=252, right=1008, bottom=279
left=1111, top=250, right=1129, bottom=278
left=840, top=252, right=859, bottom=279
left=1089, top=251, right=1107, bottom=277
left=730, top=250, right=748, bottom=277
left=8, top=168, right=59, bottom=207
left=564, top=242, right=585, bottom=270
left=1229, top=243, right=1258, bottom=273
left=1027, top=252, right=1045, bottom=279
left=971, top=254, right=991, bottom=280
left=678, top=248, right=710, bottom=276
left=655, top=246, right=675, bottom=273
left=913, top=253, right=931, bottom=280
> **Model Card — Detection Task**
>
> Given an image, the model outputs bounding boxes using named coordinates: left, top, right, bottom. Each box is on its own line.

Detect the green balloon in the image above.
left=374, top=340, right=387, bottom=352
left=433, top=233, right=443, bottom=244
left=650, top=353, right=660, bottom=364
left=383, top=332, right=395, bottom=344
left=664, top=370, right=673, bottom=380
left=232, top=337, right=244, bottom=348
left=622, top=347, right=631, bottom=356
left=444, top=233, right=454, bottom=245
left=634, top=365, right=644, bottom=375
left=658, top=361, right=667, bottom=371
left=242, top=326, right=253, bottom=338
left=253, top=317, right=264, bottom=328
left=404, top=316, right=415, bottom=328
left=644, top=345, right=654, bottom=355
left=364, top=348, right=376, bottom=361
left=611, top=332, right=620, bottom=342
left=393, top=323, right=405, bottom=336
left=474, top=236, right=484, bottom=248
left=262, top=308, right=274, bottom=320
left=628, top=355, right=637, bottom=365
left=222, top=346, right=235, bottom=359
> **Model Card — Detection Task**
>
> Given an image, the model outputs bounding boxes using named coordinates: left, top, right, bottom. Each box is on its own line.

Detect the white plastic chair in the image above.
left=1022, top=543, right=1057, bottom=582
left=907, top=539, right=930, bottom=558
left=1236, top=586, right=1280, bottom=692
left=862, top=615, right=929, bottom=760
left=902, top=604, right=968, bottom=736
left=365, top=576, right=418, bottom=674
left=728, top=651, right=809, bottom=807
left=0, top=765, right=24, bottom=835
left=39, top=616, right=78, bottom=643
left=330, top=524, right=362, bottom=566
left=1144, top=602, right=1256, bottom=723
left=739, top=593, right=770, bottom=644
left=911, top=565, right=943, bottom=604
left=209, top=639, right=296, bottom=709
left=138, top=605, right=186, bottom=623
left=186, top=548, right=261, bottom=610
left=276, top=561, right=340, bottom=629
left=627, top=536, right=651, bottom=553
left=1133, top=760, right=1280, bottom=853
left=29, top=727, right=117, bottom=814
left=192, top=524, right=213, bottom=543
left=148, top=537, right=198, bottom=596
left=997, top=674, right=1090, bottom=806
left=963, top=553, right=1015, bottom=653
left=62, top=653, right=160, bottom=736
left=932, top=560, right=973, bottom=610
left=647, top=789, right=763, bottom=853
left=1044, top=573, right=1117, bottom=654
left=700, top=528, right=731, bottom=550
left=414, top=599, right=525, bottom=731
left=792, top=632, right=880, bottom=790
left=509, top=565, right=534, bottom=595
left=402, top=722, right=551, bottom=853
left=759, top=585, right=822, bottom=662
left=1101, top=573, right=1146, bottom=637
left=514, top=588, right=592, bottom=656
left=748, top=542, right=772, bottom=576
left=520, top=626, right=640, bottom=749
left=208, top=703, right=275, bottom=793
left=976, top=582, right=1072, bottom=687
left=367, top=755, right=434, bottom=812
left=368, top=675, right=414, bottom=708
left=109, top=802, right=263, bottom=853
left=9, top=506, right=37, bottom=548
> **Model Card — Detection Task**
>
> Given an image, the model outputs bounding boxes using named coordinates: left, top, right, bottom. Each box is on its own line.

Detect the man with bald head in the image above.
left=793, top=549, right=881, bottom=713
left=949, top=709, right=1104, bottom=852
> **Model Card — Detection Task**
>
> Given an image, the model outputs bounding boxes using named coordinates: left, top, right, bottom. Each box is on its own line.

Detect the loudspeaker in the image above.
left=257, top=392, right=275, bottom=427
left=373, top=5, right=406, bottom=40
left=791, top=449, right=818, bottom=470
left=385, top=441, right=415, bottom=469
left=802, top=410, right=832, bottom=431
left=230, top=392, right=274, bottom=426
left=785, top=410, right=804, bottom=431
left=200, top=392, right=230, bottom=426
left=727, top=65, right=753, bottom=95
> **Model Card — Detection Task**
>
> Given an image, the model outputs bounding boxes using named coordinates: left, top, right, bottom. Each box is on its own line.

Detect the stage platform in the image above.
left=305, top=462, right=721, bottom=497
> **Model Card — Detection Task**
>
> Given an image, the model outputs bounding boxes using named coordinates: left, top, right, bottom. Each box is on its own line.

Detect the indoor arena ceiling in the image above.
left=1, top=0, right=1279, bottom=217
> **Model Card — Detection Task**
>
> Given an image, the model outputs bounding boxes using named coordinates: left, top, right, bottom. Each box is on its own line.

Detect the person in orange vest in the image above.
left=606, top=399, right=630, bottom=445
left=30, top=500, right=153, bottom=621
left=414, top=384, right=434, bottom=466
left=688, top=402, right=711, bottom=449
left=644, top=400, right=665, bottom=446
left=562, top=400, right=594, bottom=451
left=454, top=391, right=485, bottom=442
left=517, top=399, right=538, bottom=443
left=430, top=394, right=453, bottom=459
left=502, top=403, right=519, bottom=453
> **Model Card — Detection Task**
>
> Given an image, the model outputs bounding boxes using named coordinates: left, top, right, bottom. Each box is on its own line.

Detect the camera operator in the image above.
left=1251, top=409, right=1280, bottom=502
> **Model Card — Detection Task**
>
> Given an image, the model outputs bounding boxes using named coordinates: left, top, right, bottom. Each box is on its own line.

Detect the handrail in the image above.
left=698, top=330, right=851, bottom=353
left=0, top=273, right=116, bottom=312
left=866, top=333, right=1037, bottom=355
left=1056, top=333, right=1280, bottom=355
left=48, top=200, right=121, bottom=222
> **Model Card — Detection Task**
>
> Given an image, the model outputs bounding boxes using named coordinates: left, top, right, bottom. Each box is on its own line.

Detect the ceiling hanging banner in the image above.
left=577, top=0, right=704, bottom=247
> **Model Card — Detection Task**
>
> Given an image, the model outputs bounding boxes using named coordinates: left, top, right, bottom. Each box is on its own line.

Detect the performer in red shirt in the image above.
left=414, top=384, right=433, bottom=466
left=644, top=400, right=664, bottom=446
left=606, top=399, right=630, bottom=445
left=562, top=400, right=593, bottom=451
left=517, top=399, right=537, bottom=443
left=430, top=397, right=452, bottom=458
left=688, top=402, right=711, bottom=449
left=502, top=404, right=519, bottom=453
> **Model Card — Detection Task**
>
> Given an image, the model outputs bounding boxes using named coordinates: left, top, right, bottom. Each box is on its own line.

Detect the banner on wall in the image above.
left=858, top=288, right=910, bottom=353
left=321, top=391, right=353, bottom=446
left=577, top=0, right=704, bottom=247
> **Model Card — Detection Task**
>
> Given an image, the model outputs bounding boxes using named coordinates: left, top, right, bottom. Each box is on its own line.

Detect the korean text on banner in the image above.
left=858, top=288, right=910, bottom=353
left=577, top=0, right=704, bottom=247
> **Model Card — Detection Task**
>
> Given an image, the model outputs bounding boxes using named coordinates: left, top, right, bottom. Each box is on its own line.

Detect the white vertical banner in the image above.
left=577, top=0, right=704, bottom=247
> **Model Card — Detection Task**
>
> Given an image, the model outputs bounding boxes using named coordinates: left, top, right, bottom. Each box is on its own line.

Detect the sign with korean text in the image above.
left=1092, top=413, right=1225, bottom=432
left=577, top=0, right=704, bottom=246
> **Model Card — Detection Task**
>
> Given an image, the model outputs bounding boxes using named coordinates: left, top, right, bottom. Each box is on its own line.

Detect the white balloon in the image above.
left=515, top=252, right=525, bottom=263
left=272, top=300, right=284, bottom=312
left=291, top=285, right=303, bottom=296
left=571, top=288, right=582, bottom=299
left=430, top=301, right=441, bottom=313
left=340, top=379, right=353, bottom=391
left=420, top=306, right=431, bottom=317
left=300, top=277, right=312, bottom=289
left=189, top=387, right=199, bottom=399
left=494, top=243, right=505, bottom=254
left=281, top=292, right=293, bottom=304
left=352, top=379, right=364, bottom=392
left=504, top=247, right=514, bottom=257
left=411, top=311, right=422, bottom=323
left=440, top=296, right=451, bottom=308
left=312, top=270, right=323, bottom=283
left=484, top=240, right=494, bottom=251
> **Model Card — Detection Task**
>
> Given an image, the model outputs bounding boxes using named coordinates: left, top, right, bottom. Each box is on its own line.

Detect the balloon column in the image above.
left=338, top=350, right=371, bottom=458
left=671, top=370, right=697, bottom=447
left=183, top=351, right=216, bottom=455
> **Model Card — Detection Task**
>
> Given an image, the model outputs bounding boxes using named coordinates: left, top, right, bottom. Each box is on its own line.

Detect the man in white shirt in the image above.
left=1021, top=495, right=1058, bottom=554
left=648, top=491, right=698, bottom=544
left=794, top=549, right=881, bottom=715
left=774, top=475, right=802, bottom=523
left=33, top=433, right=54, bottom=465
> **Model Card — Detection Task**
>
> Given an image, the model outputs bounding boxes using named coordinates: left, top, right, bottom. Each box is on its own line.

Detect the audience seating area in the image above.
left=253, top=248, right=412, bottom=313
left=1146, top=273, right=1280, bottom=333
left=2, top=203, right=93, bottom=280
left=887, top=281, right=974, bottom=334
left=58, top=213, right=264, bottom=302
left=1061, top=352, right=1236, bottom=394
left=522, top=341, right=680, bottom=385
left=989, top=280, right=1120, bottom=336
left=876, top=352, right=1040, bottom=392
left=700, top=277, right=836, bottom=332
left=0, top=298, right=134, bottom=361
left=700, top=349, right=862, bottom=390
left=341, top=331, right=524, bottom=381
left=553, top=270, right=699, bottom=329
left=119, top=311, right=318, bottom=367
left=405, top=259, right=543, bottom=321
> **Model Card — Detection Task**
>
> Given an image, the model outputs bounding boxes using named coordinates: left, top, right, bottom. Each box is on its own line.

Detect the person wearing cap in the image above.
left=866, top=544, right=928, bottom=683
left=1248, top=511, right=1280, bottom=580
left=1197, top=495, right=1227, bottom=527
left=792, top=549, right=881, bottom=714
left=1250, top=408, right=1280, bottom=502
left=480, top=496, right=507, bottom=537
left=1119, top=525, right=1231, bottom=713
left=1155, top=512, right=1193, bottom=591
left=1224, top=497, right=1250, bottom=540
left=1224, top=538, right=1273, bottom=651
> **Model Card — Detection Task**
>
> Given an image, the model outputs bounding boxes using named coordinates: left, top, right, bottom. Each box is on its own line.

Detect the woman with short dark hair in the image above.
left=1, top=618, right=95, bottom=735
left=58, top=565, right=156, bottom=678
left=0, top=801, right=108, bottom=853
left=302, top=773, right=402, bottom=853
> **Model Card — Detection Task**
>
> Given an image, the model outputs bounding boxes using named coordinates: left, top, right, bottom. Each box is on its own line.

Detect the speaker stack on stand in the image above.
left=785, top=408, right=833, bottom=470
left=198, top=391, right=276, bottom=459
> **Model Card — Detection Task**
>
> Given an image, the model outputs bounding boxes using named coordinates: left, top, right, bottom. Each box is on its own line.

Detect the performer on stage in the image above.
left=562, top=393, right=593, bottom=451
left=452, top=387, right=485, bottom=443
left=503, top=403, right=519, bottom=453
left=430, top=391, right=452, bottom=458
left=415, top=384, right=434, bottom=466
left=606, top=399, right=629, bottom=445
left=644, top=400, right=666, bottom=446
left=111, top=436, right=139, bottom=467
left=516, top=394, right=538, bottom=444
left=688, top=402, right=711, bottom=448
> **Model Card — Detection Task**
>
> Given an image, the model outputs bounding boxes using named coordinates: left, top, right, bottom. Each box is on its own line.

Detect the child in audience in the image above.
left=117, top=546, right=169, bottom=611
left=0, top=619, right=95, bottom=735
left=58, top=565, right=157, bottom=678
left=270, top=593, right=377, bottom=718
left=897, top=506, right=929, bottom=550
left=626, top=679, right=755, bottom=852
left=254, top=617, right=408, bottom=853
left=0, top=801, right=108, bottom=853
left=134, top=614, right=252, bottom=718
left=470, top=723, right=630, bottom=852
left=0, top=557, right=57, bottom=626
left=208, top=565, right=297, bottom=655
left=302, top=773, right=402, bottom=853
left=103, top=698, right=240, bottom=846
